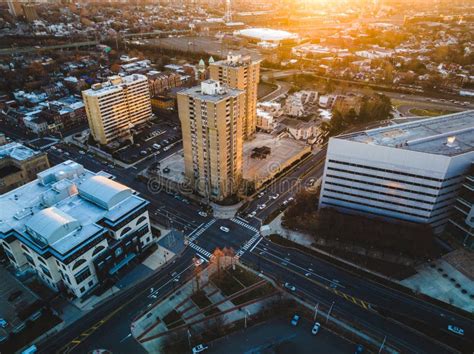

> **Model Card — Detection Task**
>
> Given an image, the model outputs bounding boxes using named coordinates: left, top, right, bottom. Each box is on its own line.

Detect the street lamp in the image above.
left=244, top=309, right=251, bottom=329
left=313, top=303, right=319, bottom=321
left=326, top=301, right=335, bottom=323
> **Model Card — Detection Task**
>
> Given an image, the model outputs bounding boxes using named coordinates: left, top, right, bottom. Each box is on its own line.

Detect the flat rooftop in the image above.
left=0, top=161, right=147, bottom=256
left=340, top=111, right=474, bottom=156
left=0, top=142, right=41, bottom=161
left=243, top=133, right=309, bottom=183
left=179, top=84, right=243, bottom=102
left=83, top=74, right=147, bottom=97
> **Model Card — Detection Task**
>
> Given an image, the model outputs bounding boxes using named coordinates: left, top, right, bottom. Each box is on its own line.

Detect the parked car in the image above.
left=290, top=314, right=300, bottom=326
left=284, top=282, right=296, bottom=291
left=8, top=290, right=22, bottom=302
left=220, top=226, right=230, bottom=233
left=192, top=344, right=208, bottom=353
left=198, top=211, right=208, bottom=217
left=311, top=322, right=321, bottom=335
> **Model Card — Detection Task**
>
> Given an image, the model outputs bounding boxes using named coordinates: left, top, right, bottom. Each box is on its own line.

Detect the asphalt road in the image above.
left=36, top=247, right=199, bottom=354
left=238, top=240, right=474, bottom=354
left=240, top=147, right=327, bottom=226
left=207, top=317, right=354, bottom=354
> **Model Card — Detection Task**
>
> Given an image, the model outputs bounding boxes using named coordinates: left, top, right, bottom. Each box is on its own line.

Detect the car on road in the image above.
left=247, top=211, right=257, bottom=218
left=153, top=144, right=161, bottom=150
left=258, top=192, right=265, bottom=198
left=354, top=344, right=365, bottom=353
left=220, top=226, right=230, bottom=233
left=270, top=193, right=280, bottom=200
left=194, top=258, right=204, bottom=266
left=284, top=282, right=296, bottom=291
left=198, top=211, right=208, bottom=217
left=192, top=344, right=208, bottom=353
left=447, top=325, right=464, bottom=336
left=311, top=322, right=321, bottom=335
left=0, top=318, right=7, bottom=328
left=290, top=314, right=300, bottom=326
left=258, top=204, right=266, bottom=210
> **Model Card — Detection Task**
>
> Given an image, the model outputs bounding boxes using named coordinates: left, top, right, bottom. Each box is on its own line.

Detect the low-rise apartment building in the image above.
left=0, top=161, right=155, bottom=298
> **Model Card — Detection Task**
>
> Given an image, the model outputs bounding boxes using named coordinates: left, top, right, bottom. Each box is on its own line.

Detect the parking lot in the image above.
left=114, top=120, right=182, bottom=165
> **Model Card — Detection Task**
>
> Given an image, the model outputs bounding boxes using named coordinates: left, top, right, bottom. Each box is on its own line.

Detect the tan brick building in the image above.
left=177, top=80, right=245, bottom=201
left=209, top=54, right=260, bottom=139
left=0, top=142, right=49, bottom=194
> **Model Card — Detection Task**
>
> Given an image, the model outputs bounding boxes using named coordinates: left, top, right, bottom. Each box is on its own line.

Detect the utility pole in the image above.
left=326, top=301, right=335, bottom=323
left=313, top=303, right=319, bottom=321
left=187, top=328, right=192, bottom=349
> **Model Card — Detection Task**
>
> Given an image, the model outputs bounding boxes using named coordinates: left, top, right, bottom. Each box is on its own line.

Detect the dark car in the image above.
left=8, top=290, right=22, bottom=302
left=354, top=344, right=364, bottom=353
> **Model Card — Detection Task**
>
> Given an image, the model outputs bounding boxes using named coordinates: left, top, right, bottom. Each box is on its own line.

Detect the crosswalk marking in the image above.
left=236, top=233, right=261, bottom=258
left=231, top=218, right=258, bottom=233
left=189, top=219, right=216, bottom=242
left=189, top=241, right=212, bottom=258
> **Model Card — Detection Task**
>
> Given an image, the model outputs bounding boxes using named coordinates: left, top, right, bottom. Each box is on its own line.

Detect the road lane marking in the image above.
left=120, top=333, right=132, bottom=342
left=253, top=250, right=371, bottom=311
left=249, top=236, right=264, bottom=253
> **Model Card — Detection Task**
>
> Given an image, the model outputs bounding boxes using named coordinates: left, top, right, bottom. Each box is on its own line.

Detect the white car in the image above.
left=312, top=322, right=321, bottom=335
left=194, top=258, right=204, bottom=266
left=271, top=193, right=280, bottom=200
left=220, top=226, right=230, bottom=233
left=258, top=204, right=266, bottom=210
left=198, top=211, right=208, bottom=217
left=0, top=318, right=7, bottom=328
left=284, top=282, right=296, bottom=291
left=247, top=211, right=257, bottom=218
left=258, top=192, right=265, bottom=198
left=192, top=344, right=209, bottom=353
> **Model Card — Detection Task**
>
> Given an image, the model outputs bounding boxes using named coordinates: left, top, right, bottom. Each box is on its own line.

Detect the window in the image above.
left=80, top=286, right=85, bottom=294
left=40, top=265, right=52, bottom=278
left=88, top=280, right=94, bottom=287
left=74, top=267, right=91, bottom=284
left=24, top=253, right=35, bottom=265
left=72, top=258, right=86, bottom=270
left=92, top=245, right=106, bottom=257
left=120, top=227, right=131, bottom=237
left=136, top=215, right=147, bottom=226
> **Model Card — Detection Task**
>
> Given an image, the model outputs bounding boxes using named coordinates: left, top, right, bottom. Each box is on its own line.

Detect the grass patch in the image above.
left=210, top=271, right=244, bottom=297
left=229, top=266, right=260, bottom=287
left=191, top=290, right=212, bottom=309
left=409, top=108, right=455, bottom=117
left=232, top=283, right=275, bottom=305
left=162, top=310, right=184, bottom=329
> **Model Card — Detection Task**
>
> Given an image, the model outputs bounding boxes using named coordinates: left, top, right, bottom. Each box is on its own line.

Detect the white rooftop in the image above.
left=0, top=142, right=41, bottom=161
left=340, top=111, right=474, bottom=156
left=0, top=161, right=147, bottom=256
left=236, top=28, right=298, bottom=42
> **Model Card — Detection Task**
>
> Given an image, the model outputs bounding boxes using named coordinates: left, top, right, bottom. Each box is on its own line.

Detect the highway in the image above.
left=242, top=240, right=474, bottom=353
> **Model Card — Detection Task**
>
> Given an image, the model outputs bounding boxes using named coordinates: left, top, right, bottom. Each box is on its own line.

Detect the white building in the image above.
left=82, top=74, right=152, bottom=145
left=0, top=161, right=155, bottom=298
left=319, top=111, right=474, bottom=232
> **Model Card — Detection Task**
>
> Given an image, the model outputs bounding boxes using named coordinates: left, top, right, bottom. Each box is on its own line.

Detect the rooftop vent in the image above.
left=446, top=136, right=456, bottom=147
